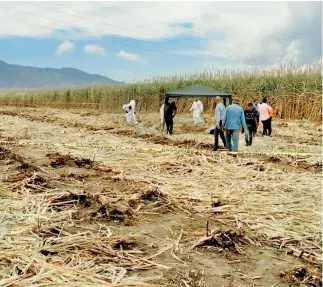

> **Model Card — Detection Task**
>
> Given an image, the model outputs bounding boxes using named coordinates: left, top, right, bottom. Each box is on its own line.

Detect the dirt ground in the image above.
left=0, top=106, right=322, bottom=287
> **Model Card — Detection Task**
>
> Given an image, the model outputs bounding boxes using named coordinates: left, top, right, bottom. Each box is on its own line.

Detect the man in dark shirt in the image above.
left=164, top=101, right=177, bottom=135
left=243, top=103, right=257, bottom=146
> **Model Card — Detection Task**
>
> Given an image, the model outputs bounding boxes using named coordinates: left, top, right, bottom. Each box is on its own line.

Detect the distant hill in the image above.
left=0, top=60, right=123, bottom=89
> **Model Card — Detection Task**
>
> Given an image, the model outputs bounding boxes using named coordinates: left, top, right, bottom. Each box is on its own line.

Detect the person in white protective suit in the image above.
left=189, top=100, right=204, bottom=124
left=123, top=100, right=137, bottom=124
left=197, top=100, right=204, bottom=116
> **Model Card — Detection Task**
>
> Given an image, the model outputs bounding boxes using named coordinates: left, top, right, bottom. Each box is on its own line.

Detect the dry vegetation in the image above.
left=0, top=104, right=321, bottom=286
left=0, top=60, right=322, bottom=121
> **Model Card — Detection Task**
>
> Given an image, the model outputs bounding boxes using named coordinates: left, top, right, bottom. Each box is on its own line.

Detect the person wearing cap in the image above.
left=223, top=97, right=249, bottom=152
left=213, top=96, right=226, bottom=151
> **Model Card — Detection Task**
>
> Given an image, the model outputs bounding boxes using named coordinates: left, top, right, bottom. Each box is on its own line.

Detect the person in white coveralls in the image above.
left=123, top=100, right=137, bottom=124
left=189, top=100, right=204, bottom=124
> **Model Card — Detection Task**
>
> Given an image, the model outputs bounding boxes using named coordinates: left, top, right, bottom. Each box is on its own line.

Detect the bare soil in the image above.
left=0, top=106, right=321, bottom=287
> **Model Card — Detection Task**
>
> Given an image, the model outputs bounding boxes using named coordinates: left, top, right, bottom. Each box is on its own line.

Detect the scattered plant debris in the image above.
left=280, top=266, right=322, bottom=287
left=169, top=269, right=206, bottom=287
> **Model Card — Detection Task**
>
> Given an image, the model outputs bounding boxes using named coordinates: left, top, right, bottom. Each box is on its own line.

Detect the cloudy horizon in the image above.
left=0, top=1, right=321, bottom=82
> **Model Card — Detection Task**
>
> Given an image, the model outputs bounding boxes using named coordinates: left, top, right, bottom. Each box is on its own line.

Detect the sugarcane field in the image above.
left=0, top=83, right=322, bottom=287
left=0, top=2, right=322, bottom=282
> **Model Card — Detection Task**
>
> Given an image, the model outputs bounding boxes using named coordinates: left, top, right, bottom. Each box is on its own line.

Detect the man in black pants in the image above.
left=262, top=117, right=272, bottom=136
left=213, top=96, right=226, bottom=151
left=164, top=101, right=177, bottom=135
left=252, top=99, right=259, bottom=135
left=243, top=103, right=257, bottom=146
left=258, top=98, right=273, bottom=136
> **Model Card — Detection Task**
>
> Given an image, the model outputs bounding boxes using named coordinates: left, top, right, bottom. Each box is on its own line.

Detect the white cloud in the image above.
left=56, top=40, right=75, bottom=55
left=199, top=2, right=322, bottom=66
left=117, top=50, right=140, bottom=62
left=0, top=2, right=321, bottom=66
left=84, top=44, right=105, bottom=56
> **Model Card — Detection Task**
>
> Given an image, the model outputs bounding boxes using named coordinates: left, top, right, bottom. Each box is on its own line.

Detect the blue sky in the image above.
left=0, top=1, right=321, bottom=82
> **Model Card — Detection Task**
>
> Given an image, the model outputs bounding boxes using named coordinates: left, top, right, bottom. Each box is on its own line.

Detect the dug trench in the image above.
left=1, top=144, right=321, bottom=286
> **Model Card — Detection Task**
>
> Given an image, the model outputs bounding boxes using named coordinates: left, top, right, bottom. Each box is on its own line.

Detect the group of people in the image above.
left=160, top=100, right=204, bottom=134
left=124, top=97, right=274, bottom=152
left=213, top=96, right=274, bottom=152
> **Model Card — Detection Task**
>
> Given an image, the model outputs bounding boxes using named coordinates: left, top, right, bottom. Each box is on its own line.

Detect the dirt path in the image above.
left=0, top=107, right=321, bottom=287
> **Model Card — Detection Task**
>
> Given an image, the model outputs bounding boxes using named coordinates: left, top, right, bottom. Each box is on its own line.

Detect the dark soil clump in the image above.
left=51, top=193, right=92, bottom=211
left=280, top=266, right=322, bottom=287
left=140, top=187, right=167, bottom=201
left=203, top=230, right=242, bottom=249
left=47, top=152, right=93, bottom=168
left=92, top=203, right=134, bottom=222
left=112, top=239, right=137, bottom=250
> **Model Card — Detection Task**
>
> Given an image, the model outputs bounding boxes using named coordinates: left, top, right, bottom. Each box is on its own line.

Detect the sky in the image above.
left=0, top=1, right=321, bottom=82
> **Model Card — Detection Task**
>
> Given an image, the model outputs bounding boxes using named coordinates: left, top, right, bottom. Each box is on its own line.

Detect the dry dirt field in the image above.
left=0, top=106, right=322, bottom=287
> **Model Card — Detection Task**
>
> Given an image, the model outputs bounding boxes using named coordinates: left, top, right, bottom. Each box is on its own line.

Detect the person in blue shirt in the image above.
left=223, top=97, right=249, bottom=152
left=213, top=96, right=226, bottom=151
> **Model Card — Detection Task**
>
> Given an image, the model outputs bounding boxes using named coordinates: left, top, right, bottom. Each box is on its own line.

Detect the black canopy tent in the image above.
left=162, top=84, right=232, bottom=134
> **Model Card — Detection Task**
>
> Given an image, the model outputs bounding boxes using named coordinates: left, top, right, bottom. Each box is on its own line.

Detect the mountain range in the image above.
left=0, top=60, right=122, bottom=89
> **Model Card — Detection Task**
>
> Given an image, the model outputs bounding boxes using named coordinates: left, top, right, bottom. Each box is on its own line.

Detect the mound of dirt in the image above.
left=192, top=228, right=249, bottom=254
left=53, top=193, right=135, bottom=223
left=140, top=187, right=168, bottom=202
left=267, top=156, right=282, bottom=163
left=26, top=173, right=48, bottom=186
left=93, top=203, right=134, bottom=222
left=204, top=230, right=242, bottom=249
left=1, top=147, right=38, bottom=179
left=280, top=266, right=322, bottom=287
left=51, top=193, right=92, bottom=211
left=47, top=152, right=93, bottom=168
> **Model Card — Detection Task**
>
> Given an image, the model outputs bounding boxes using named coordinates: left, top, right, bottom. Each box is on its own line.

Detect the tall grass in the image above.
left=0, top=59, right=321, bottom=121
